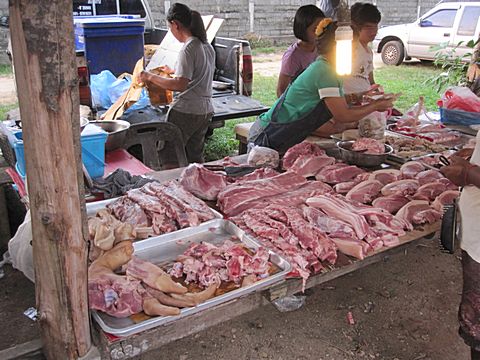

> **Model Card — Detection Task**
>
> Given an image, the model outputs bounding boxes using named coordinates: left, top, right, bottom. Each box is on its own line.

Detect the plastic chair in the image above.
left=123, top=122, right=188, bottom=171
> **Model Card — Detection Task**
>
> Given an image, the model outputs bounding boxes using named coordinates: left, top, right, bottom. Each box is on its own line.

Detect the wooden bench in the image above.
left=234, top=122, right=253, bottom=155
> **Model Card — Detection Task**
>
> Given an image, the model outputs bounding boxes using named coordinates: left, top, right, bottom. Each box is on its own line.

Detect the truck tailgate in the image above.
left=211, top=94, right=269, bottom=122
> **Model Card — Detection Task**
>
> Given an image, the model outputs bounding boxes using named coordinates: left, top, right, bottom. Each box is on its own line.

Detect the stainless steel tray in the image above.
left=86, top=197, right=223, bottom=219
left=91, top=219, right=291, bottom=337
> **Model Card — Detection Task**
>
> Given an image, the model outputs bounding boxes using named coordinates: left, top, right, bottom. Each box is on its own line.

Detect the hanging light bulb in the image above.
left=335, top=25, right=353, bottom=76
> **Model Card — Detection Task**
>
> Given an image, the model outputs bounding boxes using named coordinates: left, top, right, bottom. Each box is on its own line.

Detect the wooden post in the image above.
left=9, top=1, right=91, bottom=358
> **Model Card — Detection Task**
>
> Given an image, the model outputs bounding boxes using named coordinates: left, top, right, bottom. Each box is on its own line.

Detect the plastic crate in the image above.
left=12, top=131, right=108, bottom=179
left=74, top=17, right=145, bottom=76
left=439, top=107, right=480, bottom=126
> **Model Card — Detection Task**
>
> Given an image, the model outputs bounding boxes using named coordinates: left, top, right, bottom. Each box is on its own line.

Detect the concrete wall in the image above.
left=148, top=0, right=440, bottom=38
left=0, top=0, right=439, bottom=64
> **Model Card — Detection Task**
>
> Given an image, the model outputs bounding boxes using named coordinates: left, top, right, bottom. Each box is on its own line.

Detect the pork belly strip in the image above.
left=217, top=171, right=308, bottom=216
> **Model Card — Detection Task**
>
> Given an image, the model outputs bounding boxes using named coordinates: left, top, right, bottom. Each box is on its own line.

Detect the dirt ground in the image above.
left=0, top=236, right=470, bottom=359
left=0, top=75, right=17, bottom=105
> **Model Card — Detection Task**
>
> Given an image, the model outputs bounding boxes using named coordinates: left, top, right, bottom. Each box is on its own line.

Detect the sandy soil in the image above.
left=0, top=75, right=17, bottom=105
left=0, top=236, right=469, bottom=359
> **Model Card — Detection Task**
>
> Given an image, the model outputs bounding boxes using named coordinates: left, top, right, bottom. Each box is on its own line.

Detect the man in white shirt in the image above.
left=441, top=131, right=480, bottom=360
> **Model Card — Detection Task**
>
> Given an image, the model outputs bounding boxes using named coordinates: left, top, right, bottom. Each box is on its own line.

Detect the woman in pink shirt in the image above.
left=276, top=5, right=325, bottom=97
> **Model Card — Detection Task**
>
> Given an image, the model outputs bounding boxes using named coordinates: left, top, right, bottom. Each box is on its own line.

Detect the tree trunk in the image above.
left=9, top=1, right=91, bottom=358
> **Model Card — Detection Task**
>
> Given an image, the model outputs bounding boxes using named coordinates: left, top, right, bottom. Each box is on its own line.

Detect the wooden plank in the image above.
left=0, top=339, right=43, bottom=360
left=9, top=1, right=91, bottom=358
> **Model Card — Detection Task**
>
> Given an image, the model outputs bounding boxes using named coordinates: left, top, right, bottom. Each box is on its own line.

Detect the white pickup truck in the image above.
left=372, top=1, right=480, bottom=65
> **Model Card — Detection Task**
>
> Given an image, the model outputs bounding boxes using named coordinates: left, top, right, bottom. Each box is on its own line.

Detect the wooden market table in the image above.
left=93, top=150, right=443, bottom=359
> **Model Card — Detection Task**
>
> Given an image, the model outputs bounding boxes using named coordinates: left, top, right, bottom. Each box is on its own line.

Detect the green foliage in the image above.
left=426, top=39, right=478, bottom=93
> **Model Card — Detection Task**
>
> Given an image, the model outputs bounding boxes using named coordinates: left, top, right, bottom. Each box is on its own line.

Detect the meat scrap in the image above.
left=351, top=138, right=385, bottom=155
left=381, top=179, right=420, bottom=196
left=168, top=240, right=272, bottom=289
left=217, top=171, right=308, bottom=216
left=432, top=190, right=460, bottom=212
left=282, top=142, right=326, bottom=170
left=372, top=194, right=410, bottom=214
left=88, top=241, right=218, bottom=319
left=179, top=163, right=228, bottom=201
left=346, top=179, right=384, bottom=204
left=316, top=164, right=365, bottom=184
left=395, top=200, right=442, bottom=227
left=288, top=154, right=336, bottom=178
left=400, top=161, right=425, bottom=179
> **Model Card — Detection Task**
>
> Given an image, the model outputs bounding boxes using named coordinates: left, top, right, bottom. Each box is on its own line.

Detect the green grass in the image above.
left=374, top=63, right=442, bottom=112
left=204, top=74, right=277, bottom=162
left=0, top=103, right=18, bottom=121
left=0, top=64, right=13, bottom=76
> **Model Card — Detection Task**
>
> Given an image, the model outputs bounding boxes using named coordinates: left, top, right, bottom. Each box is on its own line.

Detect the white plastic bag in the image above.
left=247, top=146, right=279, bottom=168
left=8, top=210, right=35, bottom=282
left=358, top=111, right=387, bottom=140
left=442, top=86, right=480, bottom=113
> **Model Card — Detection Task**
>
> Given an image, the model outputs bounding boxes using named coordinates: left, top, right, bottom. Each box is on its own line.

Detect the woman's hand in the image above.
left=159, top=65, right=175, bottom=75
left=440, top=156, right=474, bottom=186
left=372, top=98, right=394, bottom=112
left=136, top=71, right=151, bottom=86
left=364, top=84, right=383, bottom=97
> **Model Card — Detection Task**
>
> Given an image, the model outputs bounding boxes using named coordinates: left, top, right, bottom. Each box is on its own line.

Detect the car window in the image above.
left=73, top=1, right=146, bottom=17
left=120, top=0, right=146, bottom=17
left=457, top=6, right=480, bottom=36
left=422, top=9, right=457, bottom=28
left=94, top=0, right=118, bottom=15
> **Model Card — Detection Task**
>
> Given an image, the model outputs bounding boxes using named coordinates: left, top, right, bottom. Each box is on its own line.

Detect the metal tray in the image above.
left=91, top=219, right=291, bottom=337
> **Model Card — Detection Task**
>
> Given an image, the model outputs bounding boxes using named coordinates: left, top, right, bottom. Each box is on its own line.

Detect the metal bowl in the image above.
left=89, top=120, right=130, bottom=151
left=336, top=140, right=393, bottom=168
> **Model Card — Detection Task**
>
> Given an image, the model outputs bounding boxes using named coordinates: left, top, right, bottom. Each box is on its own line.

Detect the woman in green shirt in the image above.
left=248, top=17, right=393, bottom=153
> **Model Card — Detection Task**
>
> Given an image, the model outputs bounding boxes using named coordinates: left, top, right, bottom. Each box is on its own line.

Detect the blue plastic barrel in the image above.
left=75, top=17, right=145, bottom=77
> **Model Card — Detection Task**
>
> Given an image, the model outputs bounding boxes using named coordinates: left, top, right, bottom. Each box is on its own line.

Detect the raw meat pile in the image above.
left=230, top=196, right=406, bottom=287
left=88, top=181, right=217, bottom=258
left=351, top=138, right=385, bottom=155
left=391, top=121, right=461, bottom=145
left=169, top=240, right=271, bottom=288
left=179, top=143, right=459, bottom=286
left=179, top=163, right=228, bottom=201
left=247, top=145, right=280, bottom=168
left=385, top=135, right=447, bottom=159
left=179, top=163, right=280, bottom=201
left=88, top=241, right=218, bottom=318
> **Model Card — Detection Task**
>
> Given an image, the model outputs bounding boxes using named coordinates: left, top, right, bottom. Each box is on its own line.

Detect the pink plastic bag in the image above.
left=442, top=86, right=480, bottom=113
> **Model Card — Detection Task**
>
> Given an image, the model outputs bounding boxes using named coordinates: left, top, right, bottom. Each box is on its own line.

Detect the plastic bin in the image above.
left=74, top=17, right=145, bottom=76
left=440, top=107, right=480, bottom=126
left=12, top=131, right=108, bottom=180
left=74, top=15, right=141, bottom=52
